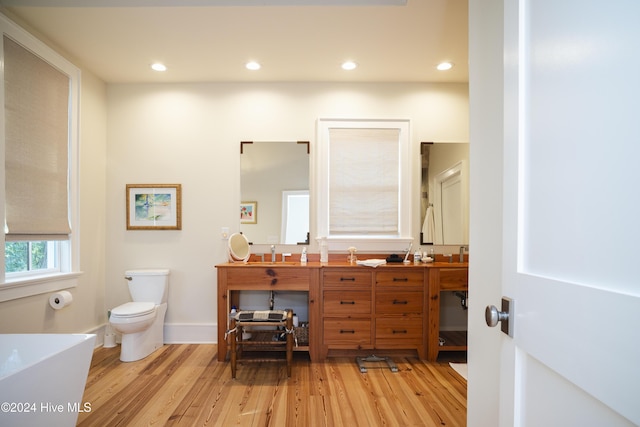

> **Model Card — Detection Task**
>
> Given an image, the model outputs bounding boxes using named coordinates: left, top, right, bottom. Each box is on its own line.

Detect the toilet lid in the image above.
left=111, top=302, right=155, bottom=317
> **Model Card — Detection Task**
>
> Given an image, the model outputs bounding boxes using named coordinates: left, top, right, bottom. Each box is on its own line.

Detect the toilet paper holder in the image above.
left=49, top=290, right=73, bottom=310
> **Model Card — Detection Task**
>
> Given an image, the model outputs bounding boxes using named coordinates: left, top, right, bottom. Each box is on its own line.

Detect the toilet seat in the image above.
left=111, top=302, right=155, bottom=318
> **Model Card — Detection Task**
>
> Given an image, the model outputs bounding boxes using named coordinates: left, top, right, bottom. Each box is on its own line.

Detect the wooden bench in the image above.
left=227, top=309, right=294, bottom=379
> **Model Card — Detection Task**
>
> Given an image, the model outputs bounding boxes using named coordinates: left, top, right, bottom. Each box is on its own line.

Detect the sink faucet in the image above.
left=459, top=246, right=468, bottom=262
left=271, top=245, right=276, bottom=263
left=282, top=253, right=291, bottom=263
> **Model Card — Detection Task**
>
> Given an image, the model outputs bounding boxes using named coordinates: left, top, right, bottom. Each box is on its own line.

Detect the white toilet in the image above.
left=109, top=269, right=170, bottom=362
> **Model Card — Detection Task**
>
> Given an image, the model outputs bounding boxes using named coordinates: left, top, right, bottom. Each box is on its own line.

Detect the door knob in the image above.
left=485, top=305, right=508, bottom=327
left=485, top=297, right=514, bottom=337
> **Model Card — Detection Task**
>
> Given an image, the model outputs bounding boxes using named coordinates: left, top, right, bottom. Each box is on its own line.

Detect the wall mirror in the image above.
left=420, top=142, right=469, bottom=245
left=240, top=141, right=310, bottom=245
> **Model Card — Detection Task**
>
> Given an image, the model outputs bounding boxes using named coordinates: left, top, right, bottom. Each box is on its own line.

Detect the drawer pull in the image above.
left=340, top=301, right=356, bottom=305
left=392, top=329, right=408, bottom=334
left=392, top=299, right=408, bottom=305
left=392, top=277, right=409, bottom=282
left=339, top=329, right=356, bottom=334
left=340, top=277, right=356, bottom=281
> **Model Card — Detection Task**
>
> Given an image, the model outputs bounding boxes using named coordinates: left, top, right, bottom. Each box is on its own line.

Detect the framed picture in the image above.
left=126, top=184, right=182, bottom=230
left=240, top=201, right=257, bottom=224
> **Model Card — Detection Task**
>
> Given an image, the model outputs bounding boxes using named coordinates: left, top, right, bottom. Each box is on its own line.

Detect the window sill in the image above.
left=0, top=272, right=83, bottom=302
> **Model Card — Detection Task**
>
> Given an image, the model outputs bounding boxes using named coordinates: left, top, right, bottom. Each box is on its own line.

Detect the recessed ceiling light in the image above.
left=342, top=61, right=357, bottom=71
left=151, top=63, right=167, bottom=72
left=436, top=62, right=453, bottom=71
left=246, top=61, right=261, bottom=71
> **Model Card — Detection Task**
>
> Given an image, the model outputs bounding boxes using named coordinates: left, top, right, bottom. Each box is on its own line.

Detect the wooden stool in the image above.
left=227, top=309, right=294, bottom=379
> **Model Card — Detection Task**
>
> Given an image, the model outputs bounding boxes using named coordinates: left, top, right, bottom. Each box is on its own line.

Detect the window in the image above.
left=281, top=190, right=310, bottom=244
left=5, top=241, right=58, bottom=275
left=0, top=15, right=80, bottom=302
left=316, top=119, right=413, bottom=251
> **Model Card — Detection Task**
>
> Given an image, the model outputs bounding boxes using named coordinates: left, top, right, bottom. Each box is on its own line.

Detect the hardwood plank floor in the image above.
left=78, top=345, right=466, bottom=426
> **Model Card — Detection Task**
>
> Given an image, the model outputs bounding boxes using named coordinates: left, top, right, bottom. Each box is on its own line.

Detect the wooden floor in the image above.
left=78, top=344, right=466, bottom=426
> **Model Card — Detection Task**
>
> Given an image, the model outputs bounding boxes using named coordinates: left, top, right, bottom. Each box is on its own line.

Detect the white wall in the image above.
left=106, top=82, right=469, bottom=342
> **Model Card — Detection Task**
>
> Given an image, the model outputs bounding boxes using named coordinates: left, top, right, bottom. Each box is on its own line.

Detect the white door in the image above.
left=469, top=1, right=640, bottom=426
left=435, top=161, right=466, bottom=244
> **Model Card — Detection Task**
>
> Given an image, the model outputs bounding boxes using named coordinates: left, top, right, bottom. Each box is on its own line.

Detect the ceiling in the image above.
left=0, top=0, right=468, bottom=84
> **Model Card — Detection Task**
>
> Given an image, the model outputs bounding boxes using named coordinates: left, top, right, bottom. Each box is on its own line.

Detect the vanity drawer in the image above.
left=375, top=270, right=423, bottom=288
left=323, top=319, right=371, bottom=346
left=323, top=290, right=371, bottom=315
left=375, top=317, right=423, bottom=345
left=323, top=269, right=372, bottom=288
left=375, top=290, right=423, bottom=315
left=226, top=267, right=310, bottom=290
left=438, top=268, right=468, bottom=290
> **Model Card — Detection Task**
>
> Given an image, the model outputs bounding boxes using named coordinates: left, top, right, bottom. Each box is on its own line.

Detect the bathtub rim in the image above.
left=0, top=333, right=96, bottom=380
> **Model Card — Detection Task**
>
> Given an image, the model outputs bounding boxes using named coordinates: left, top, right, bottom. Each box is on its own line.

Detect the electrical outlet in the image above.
left=221, top=227, right=230, bottom=240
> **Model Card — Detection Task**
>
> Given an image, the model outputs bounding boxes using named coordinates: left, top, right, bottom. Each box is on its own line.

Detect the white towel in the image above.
left=422, top=206, right=435, bottom=244
left=356, top=259, right=387, bottom=268
left=252, top=311, right=270, bottom=321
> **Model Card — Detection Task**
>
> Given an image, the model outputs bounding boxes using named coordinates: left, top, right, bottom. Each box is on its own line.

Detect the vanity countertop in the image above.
left=217, top=251, right=467, bottom=268
left=215, top=260, right=468, bottom=268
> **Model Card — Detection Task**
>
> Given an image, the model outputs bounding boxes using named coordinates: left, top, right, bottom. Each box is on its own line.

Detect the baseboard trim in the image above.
left=86, top=322, right=218, bottom=346
left=83, top=324, right=107, bottom=348
left=92, top=323, right=459, bottom=345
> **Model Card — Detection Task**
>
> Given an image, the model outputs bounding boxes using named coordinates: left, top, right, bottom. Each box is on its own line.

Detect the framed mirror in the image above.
left=240, top=141, right=310, bottom=245
left=420, top=142, right=469, bottom=245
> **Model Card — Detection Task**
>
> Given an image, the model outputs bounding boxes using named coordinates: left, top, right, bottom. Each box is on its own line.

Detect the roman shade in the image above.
left=4, top=35, right=71, bottom=241
left=328, top=128, right=400, bottom=234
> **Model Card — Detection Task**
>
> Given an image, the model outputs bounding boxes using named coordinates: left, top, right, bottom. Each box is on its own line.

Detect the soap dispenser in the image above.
left=300, top=247, right=307, bottom=265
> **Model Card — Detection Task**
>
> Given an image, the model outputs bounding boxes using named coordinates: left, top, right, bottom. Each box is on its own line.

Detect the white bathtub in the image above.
left=0, top=334, right=96, bottom=427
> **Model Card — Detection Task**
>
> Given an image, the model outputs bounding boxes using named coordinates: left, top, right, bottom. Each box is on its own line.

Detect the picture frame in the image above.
left=240, top=201, right=257, bottom=224
left=126, top=184, right=182, bottom=230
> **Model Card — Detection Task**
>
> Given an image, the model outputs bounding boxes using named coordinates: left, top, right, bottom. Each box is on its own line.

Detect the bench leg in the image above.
left=230, top=320, right=238, bottom=379
left=286, top=310, right=293, bottom=377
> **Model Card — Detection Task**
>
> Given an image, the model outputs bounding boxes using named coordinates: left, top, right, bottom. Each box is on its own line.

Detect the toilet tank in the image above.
left=125, top=269, right=170, bottom=304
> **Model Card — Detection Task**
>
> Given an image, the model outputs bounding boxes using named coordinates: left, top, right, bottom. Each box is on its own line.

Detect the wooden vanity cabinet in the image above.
left=217, top=262, right=467, bottom=363
left=216, top=264, right=320, bottom=362
left=320, top=266, right=426, bottom=359
left=426, top=266, right=469, bottom=361
left=321, top=269, right=373, bottom=353
left=374, top=270, right=425, bottom=358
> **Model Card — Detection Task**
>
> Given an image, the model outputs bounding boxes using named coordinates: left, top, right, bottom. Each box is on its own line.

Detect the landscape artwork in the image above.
left=135, top=193, right=172, bottom=222
left=127, top=184, right=182, bottom=230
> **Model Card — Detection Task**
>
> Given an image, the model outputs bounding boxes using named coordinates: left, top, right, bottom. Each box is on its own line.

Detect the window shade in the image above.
left=328, top=128, right=399, bottom=234
left=4, top=36, right=71, bottom=241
